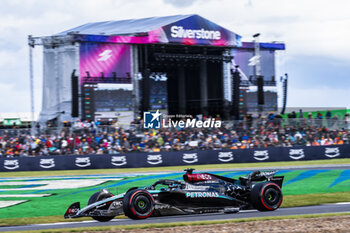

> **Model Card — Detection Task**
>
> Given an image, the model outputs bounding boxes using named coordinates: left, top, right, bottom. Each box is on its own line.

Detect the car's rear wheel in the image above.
left=251, top=182, right=283, bottom=211
left=88, top=190, right=115, bottom=222
left=123, top=189, right=154, bottom=219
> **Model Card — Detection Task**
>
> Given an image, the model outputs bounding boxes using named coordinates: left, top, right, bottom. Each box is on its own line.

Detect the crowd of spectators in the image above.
left=0, top=111, right=349, bottom=157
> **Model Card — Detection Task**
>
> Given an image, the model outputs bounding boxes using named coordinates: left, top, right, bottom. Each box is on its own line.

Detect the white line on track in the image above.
left=0, top=200, right=27, bottom=208
left=0, top=172, right=165, bottom=181
left=25, top=203, right=350, bottom=227
left=239, top=210, right=257, bottom=213
left=0, top=194, right=51, bottom=198
left=28, top=219, right=129, bottom=227
left=25, top=211, right=259, bottom=227
left=334, top=202, right=350, bottom=205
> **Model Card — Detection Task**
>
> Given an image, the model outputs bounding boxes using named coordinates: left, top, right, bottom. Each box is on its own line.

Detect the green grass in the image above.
left=1, top=190, right=350, bottom=226
left=1, top=158, right=350, bottom=226
left=1, top=158, right=350, bottom=177
left=282, top=191, right=350, bottom=207
left=8, top=212, right=350, bottom=233
left=0, top=173, right=186, bottom=220
left=0, top=192, right=350, bottom=226
left=2, top=168, right=350, bottom=220
left=281, top=169, right=350, bottom=195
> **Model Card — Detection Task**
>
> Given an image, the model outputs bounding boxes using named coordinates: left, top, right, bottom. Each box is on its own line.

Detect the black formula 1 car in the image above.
left=64, top=169, right=284, bottom=221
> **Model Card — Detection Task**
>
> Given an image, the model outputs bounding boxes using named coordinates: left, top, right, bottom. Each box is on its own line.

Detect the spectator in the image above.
left=0, top=114, right=348, bottom=157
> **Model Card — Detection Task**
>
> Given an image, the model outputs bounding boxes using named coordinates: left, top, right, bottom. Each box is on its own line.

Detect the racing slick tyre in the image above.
left=88, top=189, right=115, bottom=222
left=251, top=182, right=283, bottom=211
left=123, top=189, right=155, bottom=220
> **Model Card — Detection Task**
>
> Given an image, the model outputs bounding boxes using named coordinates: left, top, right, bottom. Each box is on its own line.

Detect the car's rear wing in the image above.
left=249, top=171, right=284, bottom=188
left=270, top=176, right=284, bottom=188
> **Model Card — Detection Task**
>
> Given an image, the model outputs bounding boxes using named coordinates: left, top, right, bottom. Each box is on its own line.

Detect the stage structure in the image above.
left=28, top=14, right=285, bottom=124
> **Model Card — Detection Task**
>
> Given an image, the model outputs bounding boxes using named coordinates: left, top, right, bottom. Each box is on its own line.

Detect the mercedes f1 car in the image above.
left=64, top=169, right=284, bottom=221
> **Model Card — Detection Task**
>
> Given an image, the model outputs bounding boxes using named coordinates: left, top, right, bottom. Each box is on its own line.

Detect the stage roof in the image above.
left=57, top=15, right=193, bottom=36
left=56, top=14, right=242, bottom=47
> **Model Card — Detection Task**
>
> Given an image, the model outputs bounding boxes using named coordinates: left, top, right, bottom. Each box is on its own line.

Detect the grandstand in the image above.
left=0, top=113, right=348, bottom=157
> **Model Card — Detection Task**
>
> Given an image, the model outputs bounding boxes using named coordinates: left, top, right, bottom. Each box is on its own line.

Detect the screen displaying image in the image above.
left=232, top=48, right=276, bottom=83
left=150, top=73, right=168, bottom=110
left=80, top=43, right=131, bottom=80
left=94, top=83, right=133, bottom=112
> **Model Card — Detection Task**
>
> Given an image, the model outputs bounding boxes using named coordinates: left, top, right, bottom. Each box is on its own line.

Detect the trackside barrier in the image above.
left=0, top=145, right=349, bottom=172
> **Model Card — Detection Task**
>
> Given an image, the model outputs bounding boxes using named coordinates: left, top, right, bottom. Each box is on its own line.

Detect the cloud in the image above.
left=0, top=0, right=349, bottom=113
left=285, top=54, right=350, bottom=89
left=163, top=0, right=199, bottom=8
left=0, top=83, right=41, bottom=112
left=287, top=87, right=350, bottom=108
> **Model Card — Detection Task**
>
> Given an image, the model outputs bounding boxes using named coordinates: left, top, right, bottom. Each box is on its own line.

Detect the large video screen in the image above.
left=150, top=74, right=168, bottom=110
left=244, top=90, right=278, bottom=112
left=94, top=83, right=133, bottom=112
left=80, top=42, right=131, bottom=80
left=232, top=49, right=275, bottom=83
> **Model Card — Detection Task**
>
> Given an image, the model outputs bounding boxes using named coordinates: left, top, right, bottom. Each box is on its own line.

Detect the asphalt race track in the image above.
left=1, top=203, right=349, bottom=232
left=2, top=164, right=350, bottom=232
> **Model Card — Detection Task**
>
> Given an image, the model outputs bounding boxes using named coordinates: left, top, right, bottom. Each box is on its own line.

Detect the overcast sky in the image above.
left=0, top=0, right=349, bottom=113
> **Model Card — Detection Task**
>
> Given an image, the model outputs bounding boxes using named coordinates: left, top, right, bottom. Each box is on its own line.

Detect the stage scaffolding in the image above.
left=28, top=35, right=80, bottom=133
left=27, top=15, right=285, bottom=130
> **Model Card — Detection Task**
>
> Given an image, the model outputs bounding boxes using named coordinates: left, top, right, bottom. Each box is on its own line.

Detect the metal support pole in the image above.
left=54, top=49, right=61, bottom=133
left=200, top=60, right=208, bottom=116
left=253, top=34, right=261, bottom=76
left=28, top=35, right=35, bottom=136
left=281, top=73, right=288, bottom=114
left=222, top=49, right=232, bottom=119
left=253, top=33, right=263, bottom=113
left=132, top=45, right=140, bottom=120
left=178, top=66, right=186, bottom=114
left=141, top=45, right=150, bottom=114
left=74, top=42, right=80, bottom=122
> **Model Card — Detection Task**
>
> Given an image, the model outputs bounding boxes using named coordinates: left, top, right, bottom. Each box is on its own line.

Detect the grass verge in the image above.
left=8, top=212, right=350, bottom=233
left=1, top=191, right=350, bottom=227
left=282, top=191, right=350, bottom=207
left=1, top=158, right=350, bottom=178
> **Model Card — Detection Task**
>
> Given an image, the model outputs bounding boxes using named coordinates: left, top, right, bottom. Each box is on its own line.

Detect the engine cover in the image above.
left=183, top=173, right=216, bottom=182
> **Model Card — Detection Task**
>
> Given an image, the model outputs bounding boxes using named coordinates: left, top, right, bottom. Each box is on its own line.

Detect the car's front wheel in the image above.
left=88, top=189, right=115, bottom=222
left=123, top=189, right=155, bottom=219
left=250, top=182, right=283, bottom=211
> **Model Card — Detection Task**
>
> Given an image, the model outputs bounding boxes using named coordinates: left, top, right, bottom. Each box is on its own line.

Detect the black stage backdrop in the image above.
left=1, top=145, right=349, bottom=172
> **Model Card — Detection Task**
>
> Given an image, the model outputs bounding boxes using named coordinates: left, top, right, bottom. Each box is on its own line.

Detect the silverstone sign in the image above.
left=0, top=145, right=349, bottom=171
left=170, top=26, right=221, bottom=40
